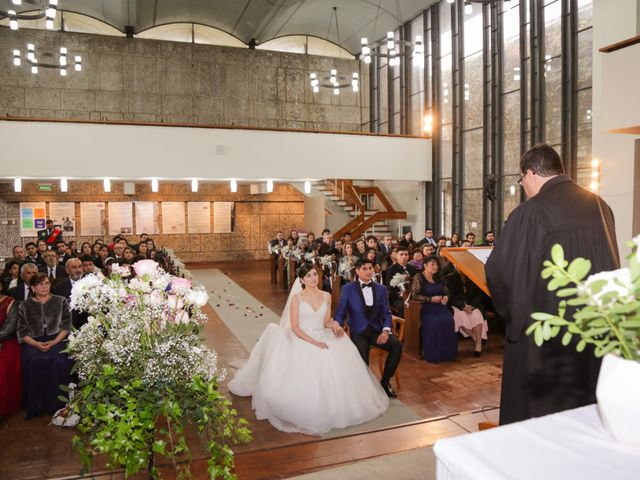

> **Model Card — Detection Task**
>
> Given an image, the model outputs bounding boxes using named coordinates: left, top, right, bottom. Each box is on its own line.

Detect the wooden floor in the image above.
left=0, top=261, right=504, bottom=479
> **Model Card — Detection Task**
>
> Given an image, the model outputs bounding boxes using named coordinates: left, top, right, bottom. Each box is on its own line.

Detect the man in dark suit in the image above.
left=482, top=231, right=495, bottom=246
left=52, top=258, right=88, bottom=329
left=384, top=246, right=418, bottom=317
left=8, top=263, right=38, bottom=302
left=269, top=231, right=286, bottom=251
left=39, top=250, right=67, bottom=284
left=24, top=241, right=45, bottom=269
left=2, top=245, right=26, bottom=279
left=37, top=219, right=63, bottom=246
left=334, top=257, right=402, bottom=398
left=417, top=228, right=438, bottom=249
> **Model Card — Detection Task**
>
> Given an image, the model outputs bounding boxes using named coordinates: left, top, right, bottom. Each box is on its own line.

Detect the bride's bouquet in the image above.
left=67, top=259, right=250, bottom=479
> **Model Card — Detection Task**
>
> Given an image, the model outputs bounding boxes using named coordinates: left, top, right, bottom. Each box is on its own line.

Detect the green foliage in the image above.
left=72, top=373, right=251, bottom=479
left=528, top=243, right=640, bottom=362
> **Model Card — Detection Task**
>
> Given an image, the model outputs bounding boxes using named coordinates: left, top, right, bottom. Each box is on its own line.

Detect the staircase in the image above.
left=312, top=180, right=407, bottom=239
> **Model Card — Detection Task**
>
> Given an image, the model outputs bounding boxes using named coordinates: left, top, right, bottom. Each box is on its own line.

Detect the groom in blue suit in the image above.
left=334, top=257, right=403, bottom=398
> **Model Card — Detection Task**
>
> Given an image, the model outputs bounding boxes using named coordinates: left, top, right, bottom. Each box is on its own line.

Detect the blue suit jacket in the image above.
left=334, top=281, right=393, bottom=337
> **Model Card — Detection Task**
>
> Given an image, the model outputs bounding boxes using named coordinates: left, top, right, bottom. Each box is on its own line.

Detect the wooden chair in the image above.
left=277, top=255, right=287, bottom=289
left=287, top=257, right=297, bottom=288
left=370, top=316, right=406, bottom=391
left=270, top=253, right=277, bottom=284
left=403, top=300, right=422, bottom=360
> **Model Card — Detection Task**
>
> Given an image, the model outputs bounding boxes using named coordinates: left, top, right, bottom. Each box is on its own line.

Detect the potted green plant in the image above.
left=66, top=260, right=251, bottom=478
left=527, top=237, right=640, bottom=444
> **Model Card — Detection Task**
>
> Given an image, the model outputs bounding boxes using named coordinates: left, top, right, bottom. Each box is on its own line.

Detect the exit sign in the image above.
left=38, top=184, right=52, bottom=192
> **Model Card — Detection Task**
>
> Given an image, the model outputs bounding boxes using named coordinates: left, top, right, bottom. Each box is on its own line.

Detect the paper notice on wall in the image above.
left=468, top=248, right=493, bottom=265
left=134, top=202, right=160, bottom=235
left=49, top=202, right=76, bottom=234
left=213, top=202, right=235, bottom=233
left=19, top=202, right=47, bottom=237
left=108, top=202, right=133, bottom=235
left=162, top=202, right=186, bottom=234
left=187, top=202, right=211, bottom=234
left=80, top=202, right=106, bottom=236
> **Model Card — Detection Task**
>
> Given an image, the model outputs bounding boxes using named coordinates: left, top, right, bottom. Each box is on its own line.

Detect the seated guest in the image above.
left=92, top=241, right=102, bottom=258
left=417, top=228, right=438, bottom=249
left=112, top=243, right=126, bottom=261
left=122, top=247, right=135, bottom=263
left=290, top=229, right=301, bottom=246
left=103, top=257, right=117, bottom=276
left=461, top=240, right=472, bottom=248
left=24, top=241, right=44, bottom=269
left=132, top=233, right=149, bottom=251
left=146, top=239, right=156, bottom=252
left=399, top=231, right=418, bottom=251
left=37, top=219, right=63, bottom=246
left=0, top=283, right=21, bottom=416
left=421, top=244, right=435, bottom=259
left=153, top=251, right=175, bottom=275
left=364, top=249, right=382, bottom=283
left=409, top=250, right=424, bottom=272
left=39, top=250, right=67, bottom=284
left=411, top=256, right=458, bottom=363
left=2, top=245, right=26, bottom=278
left=17, top=273, right=73, bottom=419
left=342, top=231, right=352, bottom=244
left=338, top=243, right=357, bottom=284
left=52, top=258, right=88, bottom=329
left=54, top=240, right=70, bottom=265
left=435, top=236, right=447, bottom=251
left=303, top=233, right=317, bottom=253
left=318, top=230, right=338, bottom=256
left=334, top=239, right=343, bottom=256
left=382, top=246, right=398, bottom=272
left=8, top=263, right=38, bottom=302
left=269, top=231, right=286, bottom=252
left=136, top=241, right=149, bottom=258
left=68, top=241, right=79, bottom=256
left=445, top=269, right=489, bottom=357
left=449, top=232, right=462, bottom=247
left=384, top=246, right=418, bottom=317
left=79, top=254, right=98, bottom=276
left=465, top=232, right=476, bottom=245
left=379, top=234, right=394, bottom=257
left=148, top=249, right=158, bottom=260
left=2, top=260, right=21, bottom=293
left=482, top=231, right=495, bottom=246
left=365, top=235, right=384, bottom=264
left=94, top=244, right=110, bottom=269
left=79, top=242, right=93, bottom=257
left=354, top=238, right=367, bottom=258
left=36, top=239, right=48, bottom=256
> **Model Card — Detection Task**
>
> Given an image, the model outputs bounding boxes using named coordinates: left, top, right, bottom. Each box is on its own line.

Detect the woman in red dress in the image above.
left=0, top=283, right=21, bottom=416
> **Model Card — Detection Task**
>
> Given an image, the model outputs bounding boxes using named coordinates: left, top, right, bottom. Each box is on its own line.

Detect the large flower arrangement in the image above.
left=67, top=259, right=250, bottom=479
left=527, top=239, right=640, bottom=361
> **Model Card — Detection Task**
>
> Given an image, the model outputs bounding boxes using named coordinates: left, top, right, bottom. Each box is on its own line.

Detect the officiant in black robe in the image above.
left=486, top=144, right=619, bottom=425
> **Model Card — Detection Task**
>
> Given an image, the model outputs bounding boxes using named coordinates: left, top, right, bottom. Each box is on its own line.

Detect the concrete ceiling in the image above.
left=3, top=0, right=439, bottom=54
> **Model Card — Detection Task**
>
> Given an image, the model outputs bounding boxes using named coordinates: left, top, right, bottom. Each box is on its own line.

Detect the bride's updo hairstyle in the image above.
left=297, top=262, right=316, bottom=289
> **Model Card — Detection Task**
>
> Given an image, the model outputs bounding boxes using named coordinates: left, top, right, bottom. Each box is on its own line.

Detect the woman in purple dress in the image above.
left=411, top=256, right=458, bottom=363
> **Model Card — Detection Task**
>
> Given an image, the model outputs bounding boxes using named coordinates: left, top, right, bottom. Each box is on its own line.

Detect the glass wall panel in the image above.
left=379, top=49, right=388, bottom=132
left=578, top=0, right=593, bottom=30
left=544, top=58, right=562, bottom=145
left=576, top=88, right=593, bottom=187
left=410, top=15, right=425, bottom=136
left=463, top=189, right=484, bottom=237
left=463, top=129, right=483, bottom=189
left=544, top=1, right=562, bottom=58
left=441, top=54, right=453, bottom=125
left=464, top=52, right=483, bottom=130
left=577, top=28, right=592, bottom=90
left=441, top=124, right=454, bottom=179
left=440, top=3, right=452, bottom=57
left=463, top=6, right=483, bottom=57
left=503, top=175, right=521, bottom=220
left=504, top=91, right=522, bottom=175
left=503, top=1, right=521, bottom=92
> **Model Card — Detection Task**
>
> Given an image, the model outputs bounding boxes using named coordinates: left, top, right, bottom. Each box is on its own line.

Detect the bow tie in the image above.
left=361, top=283, right=372, bottom=289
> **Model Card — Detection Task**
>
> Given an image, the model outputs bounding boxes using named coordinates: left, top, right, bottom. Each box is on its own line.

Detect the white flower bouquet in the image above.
left=67, top=259, right=250, bottom=478
left=390, top=272, right=410, bottom=292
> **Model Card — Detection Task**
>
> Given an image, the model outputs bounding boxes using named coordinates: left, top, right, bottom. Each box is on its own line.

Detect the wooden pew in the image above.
left=277, top=255, right=287, bottom=289
left=270, top=253, right=277, bottom=284
left=288, top=257, right=297, bottom=288
left=403, top=300, right=422, bottom=360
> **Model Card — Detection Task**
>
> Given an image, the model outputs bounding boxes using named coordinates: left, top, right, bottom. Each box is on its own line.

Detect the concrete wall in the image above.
left=593, top=0, right=640, bottom=260
left=0, top=28, right=367, bottom=132
left=0, top=182, right=304, bottom=261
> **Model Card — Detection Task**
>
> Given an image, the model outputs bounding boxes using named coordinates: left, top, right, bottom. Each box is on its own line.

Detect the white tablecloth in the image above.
left=434, top=405, right=640, bottom=480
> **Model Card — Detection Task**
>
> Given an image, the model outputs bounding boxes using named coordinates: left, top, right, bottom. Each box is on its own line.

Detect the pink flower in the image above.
left=133, top=259, right=159, bottom=277
left=171, top=277, right=192, bottom=291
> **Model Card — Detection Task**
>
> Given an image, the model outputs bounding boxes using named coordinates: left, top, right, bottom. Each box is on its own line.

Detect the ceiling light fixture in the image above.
left=1, top=0, right=58, bottom=31
left=191, top=178, right=198, bottom=192
left=230, top=179, right=238, bottom=193
left=60, top=177, right=67, bottom=192
left=151, top=178, right=159, bottom=193
left=13, top=43, right=82, bottom=76
left=304, top=181, right=311, bottom=194
left=103, top=178, right=111, bottom=193
left=266, top=180, right=274, bottom=193
left=14, top=177, right=22, bottom=192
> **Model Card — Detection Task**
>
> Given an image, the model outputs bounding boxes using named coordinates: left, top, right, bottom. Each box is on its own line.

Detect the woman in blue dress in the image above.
left=411, top=256, right=458, bottom=363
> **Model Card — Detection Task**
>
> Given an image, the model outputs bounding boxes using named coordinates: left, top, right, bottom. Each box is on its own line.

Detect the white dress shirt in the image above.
left=359, top=281, right=391, bottom=333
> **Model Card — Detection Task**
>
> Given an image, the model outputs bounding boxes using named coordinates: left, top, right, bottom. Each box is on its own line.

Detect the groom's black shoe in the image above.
left=381, top=381, right=397, bottom=398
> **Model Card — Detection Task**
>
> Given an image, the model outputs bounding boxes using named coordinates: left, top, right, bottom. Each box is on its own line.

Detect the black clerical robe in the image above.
left=486, top=175, right=619, bottom=425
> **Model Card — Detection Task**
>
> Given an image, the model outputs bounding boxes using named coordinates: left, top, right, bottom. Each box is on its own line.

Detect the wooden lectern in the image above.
left=440, top=247, right=493, bottom=296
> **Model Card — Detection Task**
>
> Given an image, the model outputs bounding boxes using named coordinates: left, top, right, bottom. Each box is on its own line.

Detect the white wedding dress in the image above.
left=228, top=287, right=389, bottom=435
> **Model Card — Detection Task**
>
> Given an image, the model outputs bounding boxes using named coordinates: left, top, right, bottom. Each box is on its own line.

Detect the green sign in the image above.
left=38, top=184, right=52, bottom=192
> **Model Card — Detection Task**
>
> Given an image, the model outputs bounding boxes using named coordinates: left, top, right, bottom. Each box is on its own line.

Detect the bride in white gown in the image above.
left=228, top=263, right=389, bottom=435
